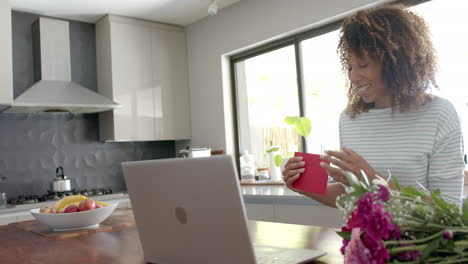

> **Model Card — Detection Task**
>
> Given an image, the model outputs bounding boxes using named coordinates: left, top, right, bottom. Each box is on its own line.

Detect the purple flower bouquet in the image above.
left=336, top=171, right=468, bottom=264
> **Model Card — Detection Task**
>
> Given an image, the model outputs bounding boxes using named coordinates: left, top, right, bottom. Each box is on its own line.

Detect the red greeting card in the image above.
left=292, top=152, right=329, bottom=195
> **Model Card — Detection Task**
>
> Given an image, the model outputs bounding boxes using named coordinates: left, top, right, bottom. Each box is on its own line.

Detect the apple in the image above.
left=79, top=199, right=96, bottom=211
left=63, top=204, right=79, bottom=213
left=94, top=203, right=103, bottom=209
left=39, top=205, right=56, bottom=214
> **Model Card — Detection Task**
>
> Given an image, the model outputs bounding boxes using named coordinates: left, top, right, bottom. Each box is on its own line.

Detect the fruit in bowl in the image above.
left=38, top=195, right=112, bottom=214
left=31, top=195, right=118, bottom=231
left=39, top=205, right=56, bottom=214
left=64, top=204, right=79, bottom=213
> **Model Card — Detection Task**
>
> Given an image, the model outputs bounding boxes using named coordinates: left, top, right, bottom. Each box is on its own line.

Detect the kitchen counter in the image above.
left=2, top=183, right=468, bottom=215
left=0, top=186, right=317, bottom=215
left=242, top=185, right=323, bottom=205
left=0, top=209, right=343, bottom=264
left=0, top=193, right=129, bottom=214
left=0, top=187, right=333, bottom=227
left=244, top=184, right=468, bottom=203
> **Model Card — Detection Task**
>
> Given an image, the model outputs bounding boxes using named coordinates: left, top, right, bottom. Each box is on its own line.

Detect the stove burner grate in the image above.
left=7, top=188, right=113, bottom=205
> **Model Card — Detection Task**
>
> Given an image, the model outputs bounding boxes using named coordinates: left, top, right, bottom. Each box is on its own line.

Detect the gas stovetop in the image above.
left=8, top=188, right=113, bottom=205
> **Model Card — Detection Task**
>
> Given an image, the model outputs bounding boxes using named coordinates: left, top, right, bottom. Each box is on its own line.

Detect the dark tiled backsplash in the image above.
left=4, top=12, right=177, bottom=198
left=0, top=113, right=175, bottom=198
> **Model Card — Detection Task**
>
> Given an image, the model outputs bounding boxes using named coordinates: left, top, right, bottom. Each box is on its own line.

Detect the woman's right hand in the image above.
left=282, top=157, right=305, bottom=192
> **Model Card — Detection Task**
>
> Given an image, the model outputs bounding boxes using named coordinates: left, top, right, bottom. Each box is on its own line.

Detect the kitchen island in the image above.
left=242, top=185, right=344, bottom=228
left=0, top=209, right=344, bottom=264
left=3, top=183, right=466, bottom=227
left=0, top=186, right=344, bottom=228
left=0, top=186, right=344, bottom=227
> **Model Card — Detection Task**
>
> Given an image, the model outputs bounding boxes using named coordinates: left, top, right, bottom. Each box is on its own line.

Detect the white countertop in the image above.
left=0, top=193, right=129, bottom=215
left=0, top=186, right=318, bottom=215
left=241, top=184, right=468, bottom=206
left=2, top=184, right=468, bottom=214
left=241, top=185, right=322, bottom=205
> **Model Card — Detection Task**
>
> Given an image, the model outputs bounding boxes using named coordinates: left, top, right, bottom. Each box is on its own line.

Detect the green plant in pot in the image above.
left=266, top=116, right=311, bottom=169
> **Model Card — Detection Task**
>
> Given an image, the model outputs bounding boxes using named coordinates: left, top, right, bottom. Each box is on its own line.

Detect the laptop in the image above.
left=122, top=155, right=326, bottom=264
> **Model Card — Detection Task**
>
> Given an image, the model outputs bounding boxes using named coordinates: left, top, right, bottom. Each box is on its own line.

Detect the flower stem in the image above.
left=388, top=244, right=426, bottom=254
left=385, top=229, right=468, bottom=246
left=393, top=217, right=448, bottom=230
left=384, top=230, right=444, bottom=246
left=430, top=258, right=468, bottom=263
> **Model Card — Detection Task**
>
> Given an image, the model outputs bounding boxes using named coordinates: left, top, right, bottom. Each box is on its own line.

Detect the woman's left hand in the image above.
left=320, top=146, right=378, bottom=185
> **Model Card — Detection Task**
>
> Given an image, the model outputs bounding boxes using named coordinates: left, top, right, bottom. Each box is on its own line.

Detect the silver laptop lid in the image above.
left=122, top=155, right=256, bottom=264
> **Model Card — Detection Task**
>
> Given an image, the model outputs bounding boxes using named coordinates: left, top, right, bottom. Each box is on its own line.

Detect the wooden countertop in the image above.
left=0, top=209, right=343, bottom=264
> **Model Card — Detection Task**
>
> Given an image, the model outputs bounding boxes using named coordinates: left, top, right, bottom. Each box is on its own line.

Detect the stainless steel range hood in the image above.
left=4, top=17, right=119, bottom=113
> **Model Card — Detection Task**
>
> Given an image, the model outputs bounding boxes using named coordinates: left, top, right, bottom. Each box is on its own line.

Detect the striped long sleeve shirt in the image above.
left=339, top=96, right=465, bottom=207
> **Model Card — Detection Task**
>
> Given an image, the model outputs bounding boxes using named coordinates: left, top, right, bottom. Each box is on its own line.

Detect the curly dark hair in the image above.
left=338, top=4, right=438, bottom=118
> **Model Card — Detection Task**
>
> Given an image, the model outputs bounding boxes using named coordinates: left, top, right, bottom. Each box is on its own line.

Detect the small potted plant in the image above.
left=266, top=116, right=311, bottom=175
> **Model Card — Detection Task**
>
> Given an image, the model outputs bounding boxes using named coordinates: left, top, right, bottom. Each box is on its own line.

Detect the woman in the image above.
left=282, top=4, right=464, bottom=207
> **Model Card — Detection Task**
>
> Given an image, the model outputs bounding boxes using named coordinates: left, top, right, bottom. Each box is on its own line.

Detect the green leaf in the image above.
left=432, top=189, right=441, bottom=196
left=462, top=200, right=468, bottom=222
left=296, top=117, right=311, bottom=139
left=413, top=204, right=428, bottom=220
left=336, top=231, right=351, bottom=240
left=431, top=190, right=457, bottom=214
left=401, top=186, right=426, bottom=198
left=393, top=176, right=401, bottom=191
left=284, top=116, right=300, bottom=125
left=266, top=147, right=279, bottom=153
left=421, top=236, right=442, bottom=260
left=274, top=154, right=283, bottom=167
left=283, top=116, right=312, bottom=139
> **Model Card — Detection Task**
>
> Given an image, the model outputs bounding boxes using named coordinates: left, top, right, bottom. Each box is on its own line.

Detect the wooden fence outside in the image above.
left=261, top=127, right=301, bottom=168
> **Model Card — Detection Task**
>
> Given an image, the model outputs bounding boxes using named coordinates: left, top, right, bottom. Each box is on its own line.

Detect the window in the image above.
left=234, top=45, right=301, bottom=168
left=410, top=1, right=468, bottom=155
left=232, top=0, right=468, bottom=171
left=300, top=30, right=347, bottom=154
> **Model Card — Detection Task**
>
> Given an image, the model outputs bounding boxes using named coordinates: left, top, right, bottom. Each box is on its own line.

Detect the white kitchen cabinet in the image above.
left=96, top=15, right=191, bottom=141
left=275, top=204, right=343, bottom=228
left=0, top=0, right=13, bottom=108
left=0, top=214, right=16, bottom=225
left=244, top=203, right=275, bottom=222
left=16, top=211, right=35, bottom=222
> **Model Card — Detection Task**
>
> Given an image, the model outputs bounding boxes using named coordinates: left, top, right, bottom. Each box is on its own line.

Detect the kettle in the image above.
left=51, top=167, right=72, bottom=192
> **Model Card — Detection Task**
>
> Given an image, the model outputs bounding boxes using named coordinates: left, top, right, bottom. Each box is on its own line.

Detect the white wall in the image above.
left=186, top=0, right=389, bottom=154
left=0, top=0, right=13, bottom=106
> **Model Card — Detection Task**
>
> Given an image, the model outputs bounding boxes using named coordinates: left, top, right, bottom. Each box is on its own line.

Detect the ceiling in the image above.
left=10, top=0, right=240, bottom=26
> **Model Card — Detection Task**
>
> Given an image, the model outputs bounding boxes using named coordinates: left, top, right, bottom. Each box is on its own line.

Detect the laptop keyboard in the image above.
left=256, top=255, right=299, bottom=264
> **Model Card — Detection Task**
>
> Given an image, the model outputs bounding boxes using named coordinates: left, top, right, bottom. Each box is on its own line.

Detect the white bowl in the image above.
left=30, top=202, right=118, bottom=231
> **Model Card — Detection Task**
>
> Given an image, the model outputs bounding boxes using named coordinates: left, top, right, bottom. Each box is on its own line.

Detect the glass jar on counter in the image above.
left=257, top=168, right=270, bottom=180
left=240, top=150, right=256, bottom=183
left=0, top=192, right=6, bottom=208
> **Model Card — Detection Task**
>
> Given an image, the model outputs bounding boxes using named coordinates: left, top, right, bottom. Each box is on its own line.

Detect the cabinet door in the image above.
left=0, top=0, right=13, bottom=106
left=275, top=204, right=343, bottom=228
left=152, top=28, right=191, bottom=140
left=244, top=203, right=275, bottom=222
left=16, top=212, right=35, bottom=222
left=0, top=214, right=16, bottom=225
left=110, top=22, right=155, bottom=141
